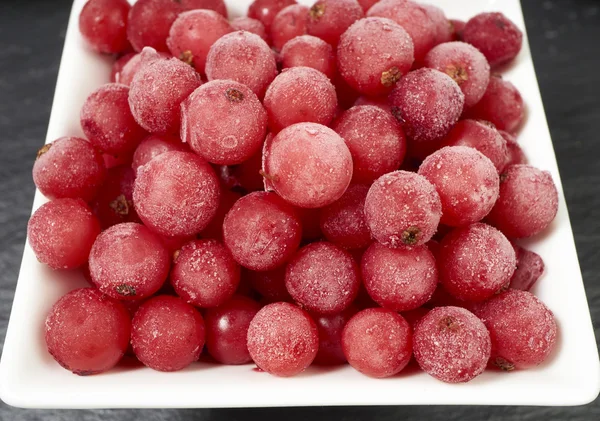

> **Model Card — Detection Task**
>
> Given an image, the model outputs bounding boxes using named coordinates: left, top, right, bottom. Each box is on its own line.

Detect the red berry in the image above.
left=132, top=295, right=205, bottom=371
left=361, top=242, right=437, bottom=311
left=223, top=192, right=302, bottom=271
left=79, top=0, right=131, bottom=54
left=311, top=306, right=357, bottom=365
left=500, top=130, right=527, bottom=167
left=439, top=223, right=516, bottom=301
left=389, top=68, right=464, bottom=150
left=230, top=17, right=268, bottom=42
left=129, top=52, right=203, bottom=134
left=270, top=5, right=310, bottom=51
left=424, top=41, right=491, bottom=108
left=465, top=75, right=525, bottom=133
left=179, top=0, right=228, bottom=17
left=285, top=242, right=360, bottom=314
left=248, top=0, right=297, bottom=31
left=306, top=0, right=365, bottom=47
left=131, top=133, right=188, bottom=176
left=422, top=4, right=453, bottom=44
left=91, top=165, right=141, bottom=229
left=337, top=17, right=414, bottom=96
left=112, top=50, right=169, bottom=86
left=342, top=308, right=412, bottom=378
left=45, top=288, right=130, bottom=375
left=368, top=0, right=436, bottom=63
left=333, top=105, right=406, bottom=184
left=510, top=244, right=544, bottom=291
left=245, top=266, right=292, bottom=303
left=262, top=123, right=353, bottom=208
left=206, top=31, right=277, bottom=99
left=171, top=239, right=240, bottom=308
left=89, top=223, right=170, bottom=300
left=81, top=83, right=148, bottom=156
left=364, top=170, right=442, bottom=247
left=247, top=302, right=319, bottom=377
left=418, top=146, right=500, bottom=227
left=413, top=306, right=491, bottom=383
left=181, top=80, right=267, bottom=165
left=473, top=290, right=557, bottom=370
left=28, top=199, right=100, bottom=270
left=110, top=53, right=135, bottom=83
left=280, top=35, right=336, bottom=79
left=356, top=0, right=378, bottom=13
left=486, top=165, right=559, bottom=238
left=33, top=137, right=106, bottom=202
left=463, top=12, right=523, bottom=68
left=441, top=119, right=508, bottom=173
left=264, top=67, right=338, bottom=132
left=205, top=295, right=261, bottom=364
left=319, top=184, right=371, bottom=250
left=126, top=0, right=184, bottom=52
left=133, top=151, right=220, bottom=237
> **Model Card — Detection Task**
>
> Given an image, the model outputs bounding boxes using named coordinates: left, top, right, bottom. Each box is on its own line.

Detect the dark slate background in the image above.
left=0, top=0, right=598, bottom=419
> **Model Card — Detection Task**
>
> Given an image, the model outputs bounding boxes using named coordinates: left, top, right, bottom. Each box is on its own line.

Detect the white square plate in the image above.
left=1, top=0, right=599, bottom=409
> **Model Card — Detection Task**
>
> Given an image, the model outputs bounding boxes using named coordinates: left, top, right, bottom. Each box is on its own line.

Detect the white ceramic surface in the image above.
left=0, top=0, right=599, bottom=409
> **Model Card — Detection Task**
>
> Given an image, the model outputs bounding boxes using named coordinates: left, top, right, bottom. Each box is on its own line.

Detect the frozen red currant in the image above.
left=361, top=242, right=437, bottom=311
left=418, top=146, right=500, bottom=227
left=171, top=239, right=240, bottom=308
left=230, top=17, right=268, bottom=42
left=264, top=67, right=338, bottom=132
left=319, top=184, right=371, bottom=250
left=333, top=105, right=406, bottom=184
left=280, top=35, right=336, bottom=79
left=133, top=151, right=220, bottom=237
left=439, top=223, right=516, bottom=301
left=441, top=119, right=508, bottom=172
left=510, top=244, right=544, bottom=291
left=465, top=75, right=525, bottom=133
left=129, top=53, right=203, bottom=134
left=306, top=0, right=364, bottom=47
left=337, top=17, right=414, bottom=96
left=367, top=0, right=436, bottom=63
left=500, top=130, right=527, bottom=166
left=223, top=192, right=302, bottom=271
left=245, top=266, right=292, bottom=303
left=248, top=0, right=297, bottom=31
left=204, top=295, right=261, bottom=364
left=487, top=165, right=559, bottom=238
left=132, top=295, right=205, bottom=371
left=126, top=0, right=184, bottom=52
left=413, top=306, right=491, bottom=383
left=422, top=4, right=453, bottom=44
left=342, top=308, right=412, bottom=378
left=285, top=242, right=360, bottom=314
left=473, top=289, right=557, bottom=370
left=28, top=199, right=101, bottom=270
left=247, top=302, right=319, bottom=376
left=389, top=68, right=464, bottom=150
left=463, top=12, right=523, bottom=68
left=205, top=31, right=277, bottom=99
left=181, top=80, right=267, bottom=165
left=79, top=0, right=131, bottom=54
left=179, top=0, right=227, bottom=17
left=424, top=41, right=490, bottom=108
left=89, top=223, right=170, bottom=300
left=131, top=133, right=188, bottom=175
left=91, top=166, right=140, bottom=228
left=270, top=4, right=309, bottom=50
left=262, top=123, right=353, bottom=208
left=112, top=50, right=170, bottom=86
left=167, top=10, right=233, bottom=73
left=311, top=306, right=357, bottom=365
left=356, top=0, right=378, bottom=13
left=110, top=53, right=135, bottom=83
left=33, top=137, right=106, bottom=202
left=81, top=83, right=148, bottom=156
left=45, top=288, right=130, bottom=375
left=364, top=170, right=442, bottom=247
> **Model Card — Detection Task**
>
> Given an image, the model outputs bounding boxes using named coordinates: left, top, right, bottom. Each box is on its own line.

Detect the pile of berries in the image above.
left=32, top=0, right=559, bottom=383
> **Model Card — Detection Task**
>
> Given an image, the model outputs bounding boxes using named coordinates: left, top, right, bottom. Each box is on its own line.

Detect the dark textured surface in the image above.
left=0, top=0, right=598, bottom=419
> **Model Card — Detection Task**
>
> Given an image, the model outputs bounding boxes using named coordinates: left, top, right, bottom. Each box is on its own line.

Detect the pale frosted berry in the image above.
left=270, top=5, right=309, bottom=50
left=307, top=0, right=364, bottom=47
